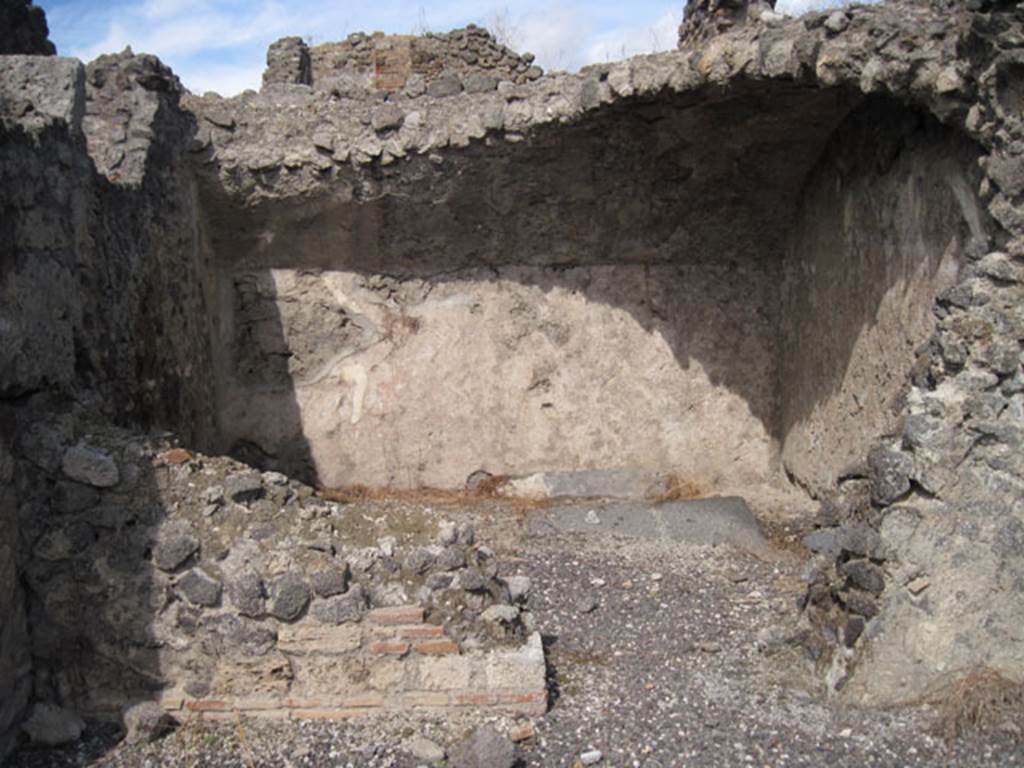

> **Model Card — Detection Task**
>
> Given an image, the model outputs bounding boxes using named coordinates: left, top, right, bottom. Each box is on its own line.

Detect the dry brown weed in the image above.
left=921, top=668, right=1024, bottom=745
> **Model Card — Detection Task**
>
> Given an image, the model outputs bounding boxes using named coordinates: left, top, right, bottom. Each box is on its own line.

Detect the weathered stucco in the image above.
left=205, top=82, right=858, bottom=492
left=218, top=263, right=782, bottom=490
left=780, top=100, right=987, bottom=495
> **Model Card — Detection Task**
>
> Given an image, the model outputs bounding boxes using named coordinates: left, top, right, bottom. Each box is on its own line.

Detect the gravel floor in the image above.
left=9, top=500, right=1024, bottom=768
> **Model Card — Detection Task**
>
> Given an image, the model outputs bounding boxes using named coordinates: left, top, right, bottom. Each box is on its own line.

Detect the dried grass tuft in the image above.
left=650, top=472, right=704, bottom=503
left=922, top=668, right=1024, bottom=745
left=316, top=478, right=548, bottom=511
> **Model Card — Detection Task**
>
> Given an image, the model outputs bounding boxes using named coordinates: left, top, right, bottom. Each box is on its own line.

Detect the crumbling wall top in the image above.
left=186, top=0, right=1008, bottom=210
left=678, top=0, right=778, bottom=46
left=261, top=25, right=542, bottom=97
left=0, top=56, right=83, bottom=134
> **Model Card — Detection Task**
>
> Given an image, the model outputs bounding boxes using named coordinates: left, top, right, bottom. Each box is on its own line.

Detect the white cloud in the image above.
left=775, top=0, right=857, bottom=13
left=53, top=0, right=879, bottom=97
left=515, top=3, right=595, bottom=72
left=70, top=0, right=291, bottom=63
left=140, top=0, right=211, bottom=20
left=584, top=7, right=680, bottom=66
left=177, top=62, right=264, bottom=95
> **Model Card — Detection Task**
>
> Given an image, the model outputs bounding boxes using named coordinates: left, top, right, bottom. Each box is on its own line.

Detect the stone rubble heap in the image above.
left=18, top=413, right=545, bottom=737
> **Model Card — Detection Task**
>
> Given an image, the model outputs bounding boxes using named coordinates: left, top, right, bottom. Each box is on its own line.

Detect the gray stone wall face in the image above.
left=0, top=432, right=31, bottom=758
left=678, top=0, right=777, bottom=46
left=262, top=26, right=541, bottom=95
left=0, top=49, right=216, bottom=756
left=262, top=36, right=311, bottom=88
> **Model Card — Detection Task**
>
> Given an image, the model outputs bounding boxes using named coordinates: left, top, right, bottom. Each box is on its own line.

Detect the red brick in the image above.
left=497, top=691, right=547, bottom=706
left=414, top=639, right=459, bottom=655
left=239, top=709, right=291, bottom=720
left=161, top=448, right=192, bottom=465
left=371, top=641, right=410, bottom=656
left=283, top=698, right=323, bottom=709
left=200, top=711, right=240, bottom=722
left=233, top=697, right=282, bottom=711
left=367, top=606, right=424, bottom=625
left=185, top=700, right=229, bottom=712
left=509, top=722, right=536, bottom=742
left=397, top=625, right=445, bottom=639
left=342, top=693, right=385, bottom=708
left=452, top=691, right=497, bottom=706
left=400, top=691, right=450, bottom=707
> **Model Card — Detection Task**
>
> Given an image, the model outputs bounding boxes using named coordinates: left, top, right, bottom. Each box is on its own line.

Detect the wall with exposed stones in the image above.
left=678, top=0, right=778, bottom=45
left=0, top=49, right=216, bottom=755
left=262, top=26, right=542, bottom=96
left=18, top=426, right=544, bottom=726
left=0, top=431, right=31, bottom=758
left=185, top=0, right=1024, bottom=708
left=2, top=0, right=1024, bottom=754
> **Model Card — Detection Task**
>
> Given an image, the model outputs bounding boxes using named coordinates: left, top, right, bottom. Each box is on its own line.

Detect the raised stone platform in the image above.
left=527, top=497, right=769, bottom=552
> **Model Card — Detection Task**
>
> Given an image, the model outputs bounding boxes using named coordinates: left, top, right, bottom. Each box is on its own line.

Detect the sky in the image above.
left=42, top=0, right=865, bottom=96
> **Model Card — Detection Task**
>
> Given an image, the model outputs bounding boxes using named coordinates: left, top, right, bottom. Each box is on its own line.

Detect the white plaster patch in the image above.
left=340, top=364, right=368, bottom=425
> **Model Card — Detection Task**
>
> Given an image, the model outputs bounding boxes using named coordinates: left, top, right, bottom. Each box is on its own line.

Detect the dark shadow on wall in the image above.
left=777, top=100, right=991, bottom=493
left=211, top=267, right=319, bottom=484
left=198, top=84, right=989, bottom=496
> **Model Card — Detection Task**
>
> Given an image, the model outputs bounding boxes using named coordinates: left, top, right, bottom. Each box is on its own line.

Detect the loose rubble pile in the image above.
left=15, top=411, right=544, bottom=742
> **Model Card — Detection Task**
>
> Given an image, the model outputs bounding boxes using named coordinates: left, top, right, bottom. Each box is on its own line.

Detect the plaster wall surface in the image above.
left=780, top=102, right=986, bottom=495
left=218, top=262, right=781, bottom=490
left=203, top=84, right=854, bottom=493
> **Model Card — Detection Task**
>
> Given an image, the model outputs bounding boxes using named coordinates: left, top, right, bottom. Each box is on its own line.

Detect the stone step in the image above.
left=527, top=497, right=768, bottom=552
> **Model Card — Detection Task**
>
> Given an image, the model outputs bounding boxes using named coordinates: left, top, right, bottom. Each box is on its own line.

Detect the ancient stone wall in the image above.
left=216, top=262, right=782, bottom=491
left=186, top=0, right=1024, bottom=706
left=0, top=51, right=216, bottom=441
left=0, top=48, right=216, bottom=755
left=678, top=0, right=777, bottom=46
left=191, top=81, right=859, bottom=494
left=262, top=26, right=541, bottom=97
left=0, top=56, right=89, bottom=757
left=0, top=430, right=31, bottom=758
left=2, top=0, right=1024, bottom=751
left=263, top=37, right=311, bottom=88
left=17, top=426, right=544, bottom=726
